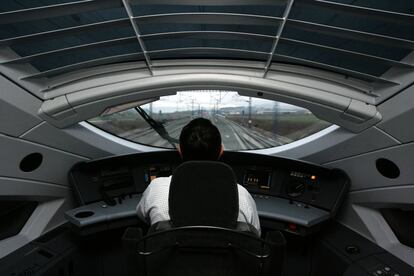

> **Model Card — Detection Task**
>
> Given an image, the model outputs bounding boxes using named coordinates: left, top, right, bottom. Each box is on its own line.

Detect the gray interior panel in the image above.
left=22, top=122, right=112, bottom=159
left=0, top=134, right=88, bottom=185
left=377, top=84, right=414, bottom=143
left=301, top=127, right=399, bottom=164
left=0, top=75, right=42, bottom=137
left=0, top=176, right=69, bottom=198
left=325, top=142, right=414, bottom=191
left=337, top=185, right=414, bottom=267
left=0, top=177, right=73, bottom=259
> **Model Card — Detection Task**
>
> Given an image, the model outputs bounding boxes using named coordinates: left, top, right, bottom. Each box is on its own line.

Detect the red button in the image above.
left=288, top=223, right=297, bottom=231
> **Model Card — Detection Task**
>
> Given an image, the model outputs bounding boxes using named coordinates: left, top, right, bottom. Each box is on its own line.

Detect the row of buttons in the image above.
left=252, top=194, right=270, bottom=199
left=372, top=266, right=400, bottom=276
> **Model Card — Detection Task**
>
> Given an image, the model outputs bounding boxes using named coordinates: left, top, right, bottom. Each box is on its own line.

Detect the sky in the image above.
left=142, top=90, right=300, bottom=113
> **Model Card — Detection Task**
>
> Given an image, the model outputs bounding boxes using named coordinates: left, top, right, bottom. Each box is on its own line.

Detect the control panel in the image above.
left=144, top=164, right=174, bottom=185
left=243, top=168, right=272, bottom=190
left=68, top=151, right=349, bottom=236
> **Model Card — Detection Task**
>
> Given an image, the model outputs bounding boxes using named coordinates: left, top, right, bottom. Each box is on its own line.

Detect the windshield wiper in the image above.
left=134, top=106, right=178, bottom=149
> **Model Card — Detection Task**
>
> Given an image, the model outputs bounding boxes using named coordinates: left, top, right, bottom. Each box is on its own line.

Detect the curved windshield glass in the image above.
left=88, top=91, right=331, bottom=150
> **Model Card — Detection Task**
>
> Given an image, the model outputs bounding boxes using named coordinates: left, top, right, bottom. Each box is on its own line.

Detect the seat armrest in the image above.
left=265, top=230, right=286, bottom=245
left=148, top=220, right=173, bottom=233
left=123, top=227, right=143, bottom=242
left=235, top=222, right=260, bottom=237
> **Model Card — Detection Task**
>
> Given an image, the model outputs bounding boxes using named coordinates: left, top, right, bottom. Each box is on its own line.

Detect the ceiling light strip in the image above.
left=0, top=18, right=130, bottom=46
left=299, top=0, right=414, bottom=26
left=121, top=0, right=153, bottom=75
left=288, top=19, right=414, bottom=50
left=133, top=13, right=283, bottom=26
left=273, top=54, right=399, bottom=85
left=0, top=0, right=118, bottom=25
left=263, top=0, right=295, bottom=77
left=148, top=47, right=268, bottom=56
left=20, top=52, right=144, bottom=80
left=2, top=36, right=137, bottom=64
left=122, top=0, right=285, bottom=5
left=141, top=31, right=274, bottom=41
left=280, top=37, right=414, bottom=68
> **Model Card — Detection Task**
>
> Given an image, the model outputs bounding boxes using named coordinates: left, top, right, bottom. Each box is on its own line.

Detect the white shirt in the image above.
left=136, top=176, right=261, bottom=235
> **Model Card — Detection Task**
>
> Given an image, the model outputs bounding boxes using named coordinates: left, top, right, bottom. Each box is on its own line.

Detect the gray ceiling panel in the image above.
left=0, top=0, right=412, bottom=108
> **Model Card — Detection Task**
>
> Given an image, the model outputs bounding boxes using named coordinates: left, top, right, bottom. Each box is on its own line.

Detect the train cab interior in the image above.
left=1, top=0, right=414, bottom=275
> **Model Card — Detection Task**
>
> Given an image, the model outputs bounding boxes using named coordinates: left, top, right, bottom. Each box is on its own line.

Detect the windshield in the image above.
left=88, top=91, right=331, bottom=150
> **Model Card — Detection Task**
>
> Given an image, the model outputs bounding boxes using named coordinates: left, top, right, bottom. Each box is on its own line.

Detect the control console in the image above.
left=66, top=151, right=349, bottom=236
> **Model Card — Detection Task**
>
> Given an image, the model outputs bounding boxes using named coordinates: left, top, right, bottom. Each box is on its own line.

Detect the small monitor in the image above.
left=243, top=169, right=272, bottom=190
left=144, top=164, right=174, bottom=184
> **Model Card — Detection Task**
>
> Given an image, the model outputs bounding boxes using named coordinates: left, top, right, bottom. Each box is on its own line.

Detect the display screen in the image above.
left=243, top=169, right=272, bottom=189
left=144, top=164, right=174, bottom=184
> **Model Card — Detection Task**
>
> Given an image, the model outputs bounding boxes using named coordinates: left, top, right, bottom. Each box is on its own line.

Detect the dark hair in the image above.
left=179, top=118, right=222, bottom=161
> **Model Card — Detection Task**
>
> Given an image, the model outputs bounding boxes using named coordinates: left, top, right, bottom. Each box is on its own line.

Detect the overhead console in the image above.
left=66, top=151, right=349, bottom=236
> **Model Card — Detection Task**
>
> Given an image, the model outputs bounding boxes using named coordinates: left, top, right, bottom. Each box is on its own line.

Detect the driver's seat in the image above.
left=150, top=160, right=259, bottom=235
left=123, top=161, right=285, bottom=276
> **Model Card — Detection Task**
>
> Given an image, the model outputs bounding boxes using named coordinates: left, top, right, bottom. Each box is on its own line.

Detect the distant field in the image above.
left=225, top=113, right=331, bottom=141
left=89, top=117, right=149, bottom=136
left=88, top=111, right=193, bottom=136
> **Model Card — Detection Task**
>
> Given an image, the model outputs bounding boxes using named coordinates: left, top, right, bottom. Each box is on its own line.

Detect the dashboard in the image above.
left=66, top=151, right=350, bottom=236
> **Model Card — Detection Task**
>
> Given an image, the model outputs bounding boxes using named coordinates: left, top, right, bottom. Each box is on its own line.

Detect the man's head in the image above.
left=179, top=118, right=223, bottom=161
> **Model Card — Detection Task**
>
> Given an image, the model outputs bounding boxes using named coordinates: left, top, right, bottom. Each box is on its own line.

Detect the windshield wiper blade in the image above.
left=134, top=106, right=178, bottom=148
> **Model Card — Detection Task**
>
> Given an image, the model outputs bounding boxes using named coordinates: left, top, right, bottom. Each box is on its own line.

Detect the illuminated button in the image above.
left=311, top=175, right=316, bottom=180
left=288, top=223, right=297, bottom=231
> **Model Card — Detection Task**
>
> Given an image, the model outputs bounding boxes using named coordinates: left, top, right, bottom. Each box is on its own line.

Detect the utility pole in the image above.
left=272, top=102, right=279, bottom=134
left=191, top=98, right=195, bottom=116
left=248, top=97, right=252, bottom=128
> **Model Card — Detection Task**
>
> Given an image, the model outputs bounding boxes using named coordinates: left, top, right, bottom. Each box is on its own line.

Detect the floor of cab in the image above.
left=2, top=222, right=414, bottom=276
left=72, top=227, right=315, bottom=276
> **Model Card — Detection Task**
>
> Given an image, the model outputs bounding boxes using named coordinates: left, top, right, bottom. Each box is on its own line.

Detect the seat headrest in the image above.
left=169, top=161, right=238, bottom=228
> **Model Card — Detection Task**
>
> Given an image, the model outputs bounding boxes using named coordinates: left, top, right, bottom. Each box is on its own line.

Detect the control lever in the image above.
left=100, top=185, right=116, bottom=206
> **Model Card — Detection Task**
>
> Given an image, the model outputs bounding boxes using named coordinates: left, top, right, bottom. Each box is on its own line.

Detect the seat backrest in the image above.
left=169, top=161, right=238, bottom=228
